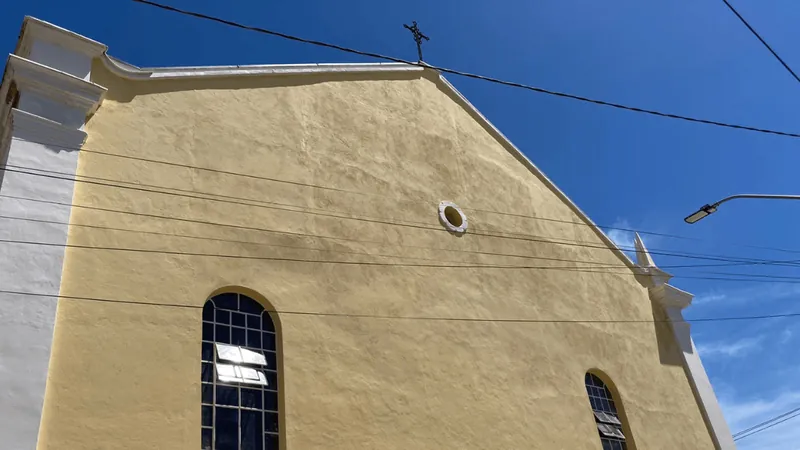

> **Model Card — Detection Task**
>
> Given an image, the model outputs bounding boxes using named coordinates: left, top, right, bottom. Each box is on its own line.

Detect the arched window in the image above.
left=201, top=292, right=279, bottom=450
left=585, top=373, right=628, bottom=450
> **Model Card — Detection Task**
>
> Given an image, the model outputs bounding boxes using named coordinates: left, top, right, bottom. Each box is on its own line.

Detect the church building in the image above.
left=0, top=17, right=735, bottom=450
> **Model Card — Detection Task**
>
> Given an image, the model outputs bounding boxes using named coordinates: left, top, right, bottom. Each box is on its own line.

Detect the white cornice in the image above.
left=10, top=109, right=87, bottom=148
left=8, top=55, right=106, bottom=115
left=102, top=55, right=423, bottom=80
left=632, top=266, right=673, bottom=288
left=650, top=284, right=694, bottom=310
left=16, top=16, right=106, bottom=59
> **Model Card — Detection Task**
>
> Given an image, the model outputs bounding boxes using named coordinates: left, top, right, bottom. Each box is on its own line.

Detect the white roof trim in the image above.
left=102, top=54, right=423, bottom=80
left=17, top=16, right=107, bottom=58
left=97, top=52, right=639, bottom=277
left=8, top=54, right=106, bottom=114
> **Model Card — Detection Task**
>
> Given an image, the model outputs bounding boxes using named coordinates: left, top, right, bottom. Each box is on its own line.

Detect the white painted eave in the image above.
left=102, top=54, right=423, bottom=80
left=16, top=16, right=107, bottom=58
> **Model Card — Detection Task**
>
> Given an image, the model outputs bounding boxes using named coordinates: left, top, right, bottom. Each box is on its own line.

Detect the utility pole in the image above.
left=403, top=21, right=430, bottom=62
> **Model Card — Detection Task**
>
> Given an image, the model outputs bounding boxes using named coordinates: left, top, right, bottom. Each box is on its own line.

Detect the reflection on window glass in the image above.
left=202, top=293, right=279, bottom=449
left=585, top=373, right=628, bottom=450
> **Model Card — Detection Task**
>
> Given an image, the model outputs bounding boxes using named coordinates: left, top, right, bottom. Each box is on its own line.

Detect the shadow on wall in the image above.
left=651, top=299, right=684, bottom=366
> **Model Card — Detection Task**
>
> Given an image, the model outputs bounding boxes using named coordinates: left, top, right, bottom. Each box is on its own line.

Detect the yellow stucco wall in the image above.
left=38, top=61, right=716, bottom=449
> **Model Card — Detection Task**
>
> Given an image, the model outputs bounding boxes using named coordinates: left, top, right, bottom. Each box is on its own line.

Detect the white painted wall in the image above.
left=0, top=16, right=105, bottom=449
left=0, top=112, right=84, bottom=450
left=666, top=306, right=737, bottom=450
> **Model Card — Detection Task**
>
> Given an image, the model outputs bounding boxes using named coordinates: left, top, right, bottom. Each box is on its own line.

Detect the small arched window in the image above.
left=201, top=292, right=279, bottom=450
left=585, top=373, right=628, bottom=450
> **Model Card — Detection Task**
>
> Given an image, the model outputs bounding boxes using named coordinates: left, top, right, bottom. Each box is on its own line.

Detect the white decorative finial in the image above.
left=632, top=232, right=673, bottom=287
left=634, top=232, right=656, bottom=268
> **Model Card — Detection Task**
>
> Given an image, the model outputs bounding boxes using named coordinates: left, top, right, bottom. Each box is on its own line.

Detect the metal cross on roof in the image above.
left=403, top=21, right=430, bottom=62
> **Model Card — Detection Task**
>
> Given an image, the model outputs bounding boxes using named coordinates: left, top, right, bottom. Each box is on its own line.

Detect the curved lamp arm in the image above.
left=684, top=194, right=800, bottom=224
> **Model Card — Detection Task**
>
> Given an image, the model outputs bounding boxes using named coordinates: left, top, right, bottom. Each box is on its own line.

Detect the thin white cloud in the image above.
left=693, top=292, right=727, bottom=305
left=781, top=328, right=793, bottom=344
left=691, top=283, right=800, bottom=309
left=605, top=218, right=635, bottom=251
left=696, top=336, right=762, bottom=358
left=720, top=391, right=800, bottom=450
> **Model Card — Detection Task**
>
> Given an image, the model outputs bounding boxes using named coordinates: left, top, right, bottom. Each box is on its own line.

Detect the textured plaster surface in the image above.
left=38, top=62, right=717, bottom=449
left=0, top=133, right=79, bottom=449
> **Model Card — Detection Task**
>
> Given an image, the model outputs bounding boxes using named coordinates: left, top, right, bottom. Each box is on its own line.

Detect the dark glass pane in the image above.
left=247, top=315, right=261, bottom=329
left=264, top=351, right=277, bottom=370
left=201, top=427, right=212, bottom=450
left=602, top=440, right=613, bottom=450
left=202, top=342, right=213, bottom=361
left=242, top=388, right=263, bottom=409
left=265, top=433, right=279, bottom=450
left=232, top=312, right=246, bottom=327
left=247, top=329, right=261, bottom=348
left=215, top=407, right=239, bottom=450
left=261, top=312, right=275, bottom=332
left=240, top=295, right=263, bottom=314
left=264, top=411, right=279, bottom=433
left=233, top=327, right=247, bottom=346
left=589, top=396, right=599, bottom=411
left=201, top=405, right=212, bottom=426
left=216, top=309, right=230, bottom=325
left=202, top=362, right=213, bottom=382
left=213, top=293, right=238, bottom=310
left=264, top=390, right=278, bottom=412
left=215, top=324, right=231, bottom=344
left=203, top=302, right=214, bottom=321
left=216, top=385, right=239, bottom=406
left=241, top=410, right=264, bottom=450
left=264, top=371, right=278, bottom=390
left=203, top=322, right=214, bottom=341
left=262, top=333, right=276, bottom=351
left=202, top=383, right=213, bottom=404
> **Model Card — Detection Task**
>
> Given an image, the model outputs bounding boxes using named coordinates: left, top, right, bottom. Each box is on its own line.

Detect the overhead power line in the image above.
left=734, top=408, right=800, bottom=442
left=0, top=210, right=757, bottom=272
left=4, top=212, right=800, bottom=283
left=12, top=193, right=800, bottom=282
left=3, top=288, right=800, bottom=324
left=15, top=136, right=800, bottom=259
left=7, top=164, right=800, bottom=270
left=131, top=0, right=800, bottom=139
left=720, top=0, right=800, bottom=85
left=733, top=405, right=800, bottom=438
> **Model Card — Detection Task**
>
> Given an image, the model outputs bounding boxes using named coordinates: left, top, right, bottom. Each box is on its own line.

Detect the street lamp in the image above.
left=684, top=194, right=800, bottom=224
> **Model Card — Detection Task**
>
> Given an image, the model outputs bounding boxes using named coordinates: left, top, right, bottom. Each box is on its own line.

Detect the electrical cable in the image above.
left=10, top=194, right=800, bottom=280
left=733, top=409, right=800, bottom=442
left=3, top=217, right=800, bottom=283
left=3, top=288, right=800, bottom=323
left=733, top=405, right=800, bottom=438
left=720, top=0, right=800, bottom=85
left=6, top=165, right=800, bottom=269
left=131, top=0, right=800, bottom=140
left=14, top=136, right=800, bottom=259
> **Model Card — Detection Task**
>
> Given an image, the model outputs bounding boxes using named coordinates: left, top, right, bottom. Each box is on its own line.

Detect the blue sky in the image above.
left=4, top=0, right=800, bottom=447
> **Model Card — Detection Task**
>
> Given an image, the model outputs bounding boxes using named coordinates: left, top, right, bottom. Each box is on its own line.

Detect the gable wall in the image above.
left=37, top=61, right=716, bottom=449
